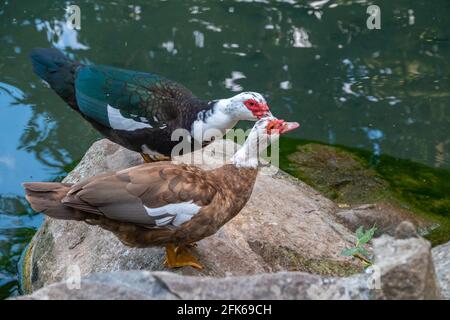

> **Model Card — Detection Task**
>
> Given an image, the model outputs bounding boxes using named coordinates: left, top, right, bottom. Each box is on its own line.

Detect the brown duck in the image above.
left=23, top=116, right=299, bottom=269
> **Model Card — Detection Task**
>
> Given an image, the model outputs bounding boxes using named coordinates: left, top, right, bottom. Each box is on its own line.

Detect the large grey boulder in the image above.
left=15, top=271, right=366, bottom=300
left=432, top=241, right=450, bottom=299
left=22, top=139, right=362, bottom=293
left=372, top=224, right=442, bottom=300
left=16, top=229, right=444, bottom=300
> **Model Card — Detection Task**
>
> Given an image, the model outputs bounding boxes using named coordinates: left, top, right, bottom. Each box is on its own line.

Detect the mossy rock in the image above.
left=20, top=219, right=56, bottom=294
left=19, top=242, right=33, bottom=294
left=279, top=138, right=450, bottom=246
left=286, top=144, right=387, bottom=205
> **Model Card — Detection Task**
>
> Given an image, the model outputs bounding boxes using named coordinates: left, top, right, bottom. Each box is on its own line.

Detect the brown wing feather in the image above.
left=129, top=165, right=217, bottom=208
left=61, top=162, right=218, bottom=227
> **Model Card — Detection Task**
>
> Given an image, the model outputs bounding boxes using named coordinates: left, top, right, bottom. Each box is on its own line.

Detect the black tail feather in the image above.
left=29, top=48, right=80, bottom=110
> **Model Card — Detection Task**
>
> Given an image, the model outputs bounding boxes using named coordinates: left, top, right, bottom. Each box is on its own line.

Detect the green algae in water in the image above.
left=279, top=137, right=450, bottom=246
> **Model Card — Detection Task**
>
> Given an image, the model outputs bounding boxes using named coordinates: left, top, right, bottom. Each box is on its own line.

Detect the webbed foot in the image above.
left=164, top=244, right=203, bottom=269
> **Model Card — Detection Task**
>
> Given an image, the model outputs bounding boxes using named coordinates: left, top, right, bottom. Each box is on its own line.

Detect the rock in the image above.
left=286, top=143, right=437, bottom=238
left=22, top=139, right=363, bottom=293
left=372, top=235, right=442, bottom=299
left=395, top=221, right=419, bottom=239
left=287, top=144, right=387, bottom=204
left=15, top=271, right=326, bottom=300
left=16, top=270, right=376, bottom=300
left=336, top=203, right=430, bottom=237
left=16, top=271, right=177, bottom=300
left=16, top=232, right=444, bottom=300
left=432, top=241, right=450, bottom=299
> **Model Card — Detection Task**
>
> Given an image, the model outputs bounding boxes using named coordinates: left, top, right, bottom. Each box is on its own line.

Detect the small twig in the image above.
left=354, top=253, right=372, bottom=265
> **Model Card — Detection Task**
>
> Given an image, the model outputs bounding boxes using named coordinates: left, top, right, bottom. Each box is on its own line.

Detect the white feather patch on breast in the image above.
left=107, top=104, right=152, bottom=131
left=191, top=102, right=236, bottom=143
left=144, top=200, right=201, bottom=227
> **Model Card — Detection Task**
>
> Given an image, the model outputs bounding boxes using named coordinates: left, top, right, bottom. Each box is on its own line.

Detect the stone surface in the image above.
left=287, top=143, right=387, bottom=204
left=395, top=221, right=419, bottom=239
left=372, top=233, right=442, bottom=299
left=16, top=271, right=372, bottom=300
left=432, top=241, right=450, bottom=299
left=287, top=143, right=435, bottom=238
left=336, top=203, right=430, bottom=237
left=22, top=139, right=363, bottom=293
left=16, top=233, right=445, bottom=300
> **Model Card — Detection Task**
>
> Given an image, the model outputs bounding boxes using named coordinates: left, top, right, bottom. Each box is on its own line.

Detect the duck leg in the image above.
left=164, top=243, right=203, bottom=269
left=141, top=153, right=171, bottom=163
left=140, top=153, right=153, bottom=163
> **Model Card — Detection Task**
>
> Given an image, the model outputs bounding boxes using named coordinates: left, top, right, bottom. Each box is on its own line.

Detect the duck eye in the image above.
left=249, top=101, right=255, bottom=106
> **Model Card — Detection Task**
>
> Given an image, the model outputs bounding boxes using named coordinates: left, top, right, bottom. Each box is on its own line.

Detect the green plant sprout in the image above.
left=341, top=226, right=377, bottom=267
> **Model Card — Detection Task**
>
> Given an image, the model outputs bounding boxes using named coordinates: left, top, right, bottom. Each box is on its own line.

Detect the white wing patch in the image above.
left=107, top=104, right=153, bottom=131
left=144, top=201, right=201, bottom=227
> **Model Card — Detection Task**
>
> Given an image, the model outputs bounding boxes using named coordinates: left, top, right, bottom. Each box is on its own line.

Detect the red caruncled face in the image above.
left=244, top=99, right=270, bottom=119
left=266, top=119, right=300, bottom=134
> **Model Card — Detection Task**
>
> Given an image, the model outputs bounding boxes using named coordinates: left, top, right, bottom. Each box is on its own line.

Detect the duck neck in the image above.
left=209, top=163, right=258, bottom=228
left=213, top=164, right=258, bottom=201
left=230, top=135, right=262, bottom=169
left=190, top=99, right=237, bottom=143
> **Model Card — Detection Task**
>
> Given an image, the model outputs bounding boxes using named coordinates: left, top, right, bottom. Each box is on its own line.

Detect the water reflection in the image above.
left=225, top=71, right=246, bottom=92
left=35, top=18, right=89, bottom=51
left=0, top=195, right=42, bottom=299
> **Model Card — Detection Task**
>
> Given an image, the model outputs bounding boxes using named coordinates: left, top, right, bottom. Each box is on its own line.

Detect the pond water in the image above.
left=0, top=0, right=449, bottom=298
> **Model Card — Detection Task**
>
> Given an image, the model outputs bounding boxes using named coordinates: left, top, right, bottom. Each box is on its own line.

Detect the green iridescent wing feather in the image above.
left=75, top=65, right=188, bottom=129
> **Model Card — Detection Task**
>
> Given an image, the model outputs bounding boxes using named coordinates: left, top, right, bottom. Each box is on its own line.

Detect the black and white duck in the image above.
left=30, top=48, right=272, bottom=162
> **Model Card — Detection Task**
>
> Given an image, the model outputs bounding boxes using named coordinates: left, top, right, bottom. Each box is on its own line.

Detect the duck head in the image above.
left=192, top=92, right=272, bottom=144
left=231, top=116, right=300, bottom=168
left=219, top=92, right=271, bottom=120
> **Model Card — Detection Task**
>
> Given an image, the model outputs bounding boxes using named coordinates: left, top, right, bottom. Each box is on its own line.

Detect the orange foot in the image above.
left=140, top=153, right=153, bottom=163
left=164, top=244, right=203, bottom=269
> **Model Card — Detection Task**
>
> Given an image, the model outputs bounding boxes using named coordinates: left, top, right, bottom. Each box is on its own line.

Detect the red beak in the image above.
left=279, top=121, right=300, bottom=134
